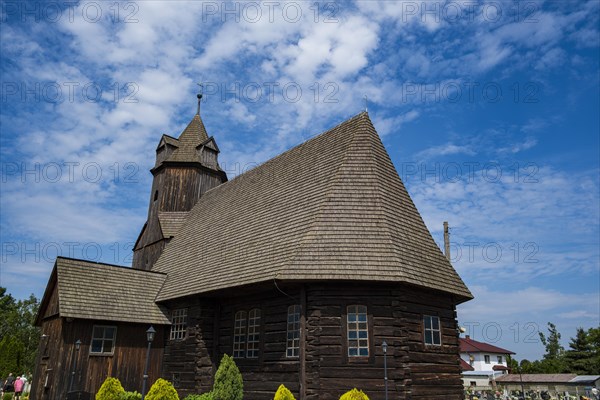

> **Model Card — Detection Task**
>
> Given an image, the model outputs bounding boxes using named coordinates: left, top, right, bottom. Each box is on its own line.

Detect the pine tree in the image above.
left=538, top=322, right=566, bottom=373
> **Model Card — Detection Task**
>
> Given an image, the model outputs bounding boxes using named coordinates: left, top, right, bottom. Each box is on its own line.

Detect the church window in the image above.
left=286, top=305, right=301, bottom=358
left=90, top=325, right=117, bottom=355
left=424, top=315, right=441, bottom=345
left=233, top=311, right=247, bottom=358
left=347, top=305, right=369, bottom=357
left=247, top=308, right=261, bottom=358
left=170, top=308, right=188, bottom=340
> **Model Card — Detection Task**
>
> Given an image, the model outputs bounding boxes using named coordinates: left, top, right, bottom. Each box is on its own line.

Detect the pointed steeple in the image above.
left=165, top=114, right=210, bottom=162
left=133, top=93, right=227, bottom=271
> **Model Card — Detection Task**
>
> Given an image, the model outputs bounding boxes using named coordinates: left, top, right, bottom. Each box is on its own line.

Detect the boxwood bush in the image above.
left=96, top=377, right=125, bottom=400
left=145, top=378, right=179, bottom=400
left=339, top=388, right=369, bottom=400
left=273, top=384, right=295, bottom=400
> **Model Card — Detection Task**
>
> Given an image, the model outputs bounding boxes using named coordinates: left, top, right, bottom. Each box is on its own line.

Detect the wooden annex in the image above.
left=32, top=109, right=473, bottom=400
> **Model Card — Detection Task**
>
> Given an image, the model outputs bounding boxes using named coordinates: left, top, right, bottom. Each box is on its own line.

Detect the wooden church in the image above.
left=32, top=104, right=473, bottom=400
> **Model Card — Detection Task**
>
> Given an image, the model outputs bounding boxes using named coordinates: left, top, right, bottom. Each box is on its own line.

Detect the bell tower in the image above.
left=132, top=93, right=227, bottom=270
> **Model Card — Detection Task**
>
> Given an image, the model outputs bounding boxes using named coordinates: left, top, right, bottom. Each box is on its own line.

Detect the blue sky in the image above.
left=0, top=0, right=598, bottom=361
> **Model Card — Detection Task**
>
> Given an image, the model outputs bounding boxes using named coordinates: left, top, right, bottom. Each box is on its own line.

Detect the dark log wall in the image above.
left=216, top=287, right=303, bottom=399
left=161, top=298, right=216, bottom=398
left=304, top=283, right=462, bottom=400
left=161, top=282, right=463, bottom=400
left=31, top=317, right=165, bottom=400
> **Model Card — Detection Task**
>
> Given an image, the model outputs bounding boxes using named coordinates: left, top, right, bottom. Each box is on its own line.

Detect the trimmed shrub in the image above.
left=274, top=384, right=295, bottom=400
left=212, top=354, right=243, bottom=400
left=119, top=391, right=142, bottom=400
left=145, top=378, right=179, bottom=400
left=339, top=388, right=369, bottom=400
left=3, top=393, right=13, bottom=400
left=96, top=377, right=125, bottom=400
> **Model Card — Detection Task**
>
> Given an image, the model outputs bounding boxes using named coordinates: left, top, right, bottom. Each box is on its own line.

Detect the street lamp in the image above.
left=141, top=326, right=156, bottom=400
left=69, top=339, right=81, bottom=392
left=382, top=340, right=388, bottom=400
left=518, top=366, right=525, bottom=400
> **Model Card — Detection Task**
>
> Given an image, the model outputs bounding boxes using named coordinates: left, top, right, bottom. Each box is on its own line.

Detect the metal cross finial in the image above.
left=364, top=95, right=368, bottom=112
left=196, top=82, right=203, bottom=115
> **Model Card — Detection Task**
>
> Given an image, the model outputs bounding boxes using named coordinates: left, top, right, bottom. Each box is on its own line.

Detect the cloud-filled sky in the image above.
left=1, top=0, right=598, bottom=361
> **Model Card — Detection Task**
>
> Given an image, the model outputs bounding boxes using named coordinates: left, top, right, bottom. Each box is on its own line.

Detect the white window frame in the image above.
left=347, top=305, right=369, bottom=357
left=170, top=308, right=188, bottom=341
left=497, top=355, right=503, bottom=364
left=233, top=311, right=247, bottom=358
left=90, top=325, right=117, bottom=355
left=286, top=305, right=301, bottom=358
left=423, top=315, right=442, bottom=346
left=246, top=308, right=261, bottom=359
left=485, top=355, right=491, bottom=364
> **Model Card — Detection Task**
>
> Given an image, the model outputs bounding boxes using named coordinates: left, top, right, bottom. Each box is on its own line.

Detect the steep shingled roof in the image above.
left=166, top=114, right=210, bottom=162
left=154, top=112, right=472, bottom=302
left=40, top=257, right=171, bottom=325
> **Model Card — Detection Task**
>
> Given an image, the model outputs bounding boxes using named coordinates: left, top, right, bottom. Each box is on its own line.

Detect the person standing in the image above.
left=3, top=373, right=15, bottom=394
left=13, top=376, right=24, bottom=399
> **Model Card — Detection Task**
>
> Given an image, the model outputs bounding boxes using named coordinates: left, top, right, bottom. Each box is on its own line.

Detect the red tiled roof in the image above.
left=461, top=359, right=475, bottom=371
left=460, top=337, right=515, bottom=355
left=493, top=365, right=509, bottom=371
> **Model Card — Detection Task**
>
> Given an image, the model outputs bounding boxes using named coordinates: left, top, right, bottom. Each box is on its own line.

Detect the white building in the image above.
left=460, top=335, right=515, bottom=390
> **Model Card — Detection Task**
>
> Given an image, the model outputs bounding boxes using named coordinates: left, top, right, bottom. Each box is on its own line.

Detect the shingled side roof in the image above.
left=39, top=257, right=171, bottom=325
left=154, top=112, right=472, bottom=302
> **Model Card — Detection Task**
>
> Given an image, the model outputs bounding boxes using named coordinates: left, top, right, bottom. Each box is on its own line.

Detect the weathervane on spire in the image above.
left=364, top=95, right=368, bottom=112
left=196, top=82, right=203, bottom=115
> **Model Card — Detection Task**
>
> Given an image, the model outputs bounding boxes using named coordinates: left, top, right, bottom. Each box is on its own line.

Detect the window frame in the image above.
left=233, top=311, right=247, bottom=359
left=423, top=315, right=442, bottom=346
left=246, top=308, right=261, bottom=359
left=90, top=325, right=117, bottom=356
left=497, top=355, right=503, bottom=364
left=286, top=305, right=301, bottom=358
left=347, top=305, right=369, bottom=358
left=170, top=308, right=188, bottom=341
left=485, top=355, right=491, bottom=364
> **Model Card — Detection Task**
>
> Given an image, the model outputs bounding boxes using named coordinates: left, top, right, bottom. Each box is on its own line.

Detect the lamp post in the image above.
left=141, top=326, right=156, bottom=400
left=518, top=366, right=525, bottom=400
left=382, top=340, right=388, bottom=400
left=69, top=339, right=81, bottom=393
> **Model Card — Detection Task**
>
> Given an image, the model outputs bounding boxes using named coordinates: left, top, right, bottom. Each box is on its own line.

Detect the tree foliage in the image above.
left=0, top=287, right=40, bottom=379
left=517, top=322, right=599, bottom=375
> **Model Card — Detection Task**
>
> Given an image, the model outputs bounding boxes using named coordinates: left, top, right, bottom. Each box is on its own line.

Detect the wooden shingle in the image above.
left=154, top=112, right=472, bottom=302
left=53, top=257, right=171, bottom=325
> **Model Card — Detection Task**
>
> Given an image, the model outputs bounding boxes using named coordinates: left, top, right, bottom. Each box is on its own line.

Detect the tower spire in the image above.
left=196, top=82, right=203, bottom=115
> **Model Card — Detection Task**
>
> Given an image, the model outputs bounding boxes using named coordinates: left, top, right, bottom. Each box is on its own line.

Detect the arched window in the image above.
left=286, top=305, right=301, bottom=357
left=233, top=311, right=247, bottom=358
left=247, top=308, right=261, bottom=358
left=347, top=305, right=368, bottom=357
